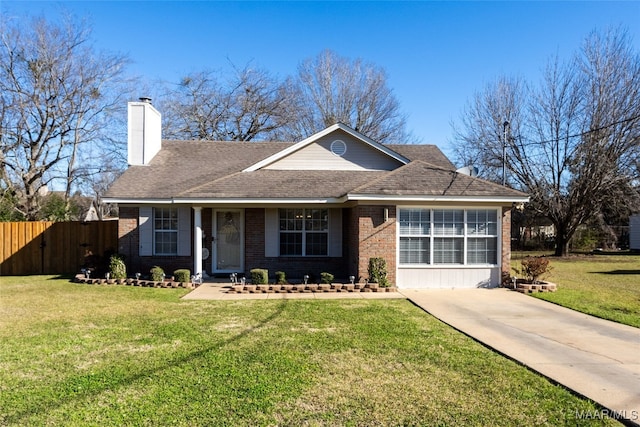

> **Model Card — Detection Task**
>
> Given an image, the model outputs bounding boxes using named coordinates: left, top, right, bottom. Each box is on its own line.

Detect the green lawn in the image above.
left=0, top=276, right=619, bottom=426
left=512, top=252, right=640, bottom=328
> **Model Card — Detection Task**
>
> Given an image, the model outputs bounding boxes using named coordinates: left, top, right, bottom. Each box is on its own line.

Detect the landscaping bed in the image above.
left=227, top=282, right=397, bottom=294
left=74, top=274, right=196, bottom=289
left=511, top=280, right=558, bottom=293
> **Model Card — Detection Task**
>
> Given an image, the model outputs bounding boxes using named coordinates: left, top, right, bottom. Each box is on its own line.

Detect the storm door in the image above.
left=212, top=209, right=244, bottom=273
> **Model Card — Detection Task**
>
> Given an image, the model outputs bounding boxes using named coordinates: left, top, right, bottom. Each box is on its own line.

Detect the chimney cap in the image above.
left=139, top=97, right=152, bottom=103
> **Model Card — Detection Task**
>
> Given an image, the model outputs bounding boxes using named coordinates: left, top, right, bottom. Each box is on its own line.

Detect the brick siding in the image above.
left=501, top=206, right=512, bottom=283
left=117, top=206, right=193, bottom=279
left=244, top=208, right=348, bottom=282
left=353, top=205, right=397, bottom=285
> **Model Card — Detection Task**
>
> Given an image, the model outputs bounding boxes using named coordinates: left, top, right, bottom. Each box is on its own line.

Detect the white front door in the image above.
left=212, top=209, right=244, bottom=273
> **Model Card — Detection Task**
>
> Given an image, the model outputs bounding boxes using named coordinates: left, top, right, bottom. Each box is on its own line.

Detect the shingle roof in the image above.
left=106, top=140, right=293, bottom=199
left=352, top=161, right=527, bottom=198
left=105, top=139, right=527, bottom=201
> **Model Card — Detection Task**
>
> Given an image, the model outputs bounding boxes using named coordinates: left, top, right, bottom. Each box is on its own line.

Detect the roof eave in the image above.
left=102, top=197, right=348, bottom=205
left=347, top=194, right=530, bottom=203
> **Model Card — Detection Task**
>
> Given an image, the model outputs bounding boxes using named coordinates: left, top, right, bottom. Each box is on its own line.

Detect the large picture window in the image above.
left=399, top=208, right=498, bottom=265
left=279, top=208, right=328, bottom=256
left=154, top=207, right=178, bottom=255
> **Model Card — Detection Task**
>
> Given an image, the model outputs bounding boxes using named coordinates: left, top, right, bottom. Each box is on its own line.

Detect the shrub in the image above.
left=320, top=272, right=334, bottom=284
left=275, top=271, right=287, bottom=284
left=368, top=257, right=389, bottom=287
left=517, top=256, right=551, bottom=283
left=150, top=266, right=165, bottom=282
left=174, top=269, right=191, bottom=283
left=250, top=268, right=268, bottom=285
left=109, top=254, right=127, bottom=280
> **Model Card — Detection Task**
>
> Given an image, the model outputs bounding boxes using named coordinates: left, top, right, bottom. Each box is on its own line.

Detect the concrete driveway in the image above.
left=401, top=288, right=640, bottom=425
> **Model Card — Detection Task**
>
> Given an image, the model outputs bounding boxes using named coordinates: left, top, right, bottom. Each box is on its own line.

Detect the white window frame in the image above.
left=279, top=208, right=329, bottom=257
left=154, top=207, right=178, bottom=256
left=398, top=207, right=499, bottom=266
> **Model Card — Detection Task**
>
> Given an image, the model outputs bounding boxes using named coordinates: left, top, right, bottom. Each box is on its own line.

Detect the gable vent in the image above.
left=330, top=140, right=347, bottom=157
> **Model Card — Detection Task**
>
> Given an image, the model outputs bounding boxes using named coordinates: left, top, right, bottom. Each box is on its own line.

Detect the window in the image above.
left=433, top=209, right=464, bottom=264
left=154, top=207, right=178, bottom=255
left=466, top=209, right=498, bottom=264
left=399, top=208, right=498, bottom=266
left=279, top=208, right=328, bottom=256
left=399, top=208, right=430, bottom=264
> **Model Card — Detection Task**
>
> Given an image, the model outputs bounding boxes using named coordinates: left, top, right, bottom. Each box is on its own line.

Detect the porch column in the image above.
left=193, top=206, right=203, bottom=278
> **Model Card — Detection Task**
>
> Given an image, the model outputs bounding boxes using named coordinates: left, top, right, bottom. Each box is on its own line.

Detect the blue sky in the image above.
left=2, top=1, right=639, bottom=157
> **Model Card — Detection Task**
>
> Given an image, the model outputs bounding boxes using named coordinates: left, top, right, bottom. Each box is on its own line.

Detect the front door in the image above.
left=212, top=209, right=244, bottom=274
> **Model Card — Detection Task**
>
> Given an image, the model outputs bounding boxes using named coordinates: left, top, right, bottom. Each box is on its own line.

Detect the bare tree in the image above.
left=452, top=27, right=640, bottom=256
left=160, top=63, right=292, bottom=141
left=279, top=49, right=415, bottom=144
left=0, top=13, right=131, bottom=220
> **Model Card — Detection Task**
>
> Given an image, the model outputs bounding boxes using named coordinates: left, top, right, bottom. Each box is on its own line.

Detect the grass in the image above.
left=0, top=275, right=620, bottom=426
left=512, top=252, right=640, bottom=328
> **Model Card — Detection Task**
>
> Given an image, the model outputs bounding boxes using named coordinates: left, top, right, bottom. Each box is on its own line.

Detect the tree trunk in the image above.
left=554, top=224, right=570, bottom=257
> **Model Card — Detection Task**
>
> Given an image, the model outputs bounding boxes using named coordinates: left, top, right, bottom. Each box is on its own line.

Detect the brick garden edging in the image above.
left=512, top=281, right=557, bottom=293
left=227, top=282, right=397, bottom=294
left=74, top=274, right=196, bottom=289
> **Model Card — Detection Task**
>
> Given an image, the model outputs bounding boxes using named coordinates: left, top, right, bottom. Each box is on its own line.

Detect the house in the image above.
left=103, top=99, right=529, bottom=288
left=631, top=214, right=640, bottom=252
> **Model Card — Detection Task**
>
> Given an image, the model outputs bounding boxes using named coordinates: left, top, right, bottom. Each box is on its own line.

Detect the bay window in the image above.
left=399, top=208, right=498, bottom=265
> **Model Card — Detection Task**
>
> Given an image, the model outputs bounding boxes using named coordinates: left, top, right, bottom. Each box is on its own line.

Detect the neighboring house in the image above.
left=631, top=214, right=640, bottom=251
left=83, top=201, right=100, bottom=222
left=103, top=100, right=529, bottom=288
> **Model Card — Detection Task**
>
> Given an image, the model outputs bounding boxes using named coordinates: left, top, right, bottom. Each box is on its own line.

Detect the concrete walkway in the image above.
left=402, top=288, right=640, bottom=426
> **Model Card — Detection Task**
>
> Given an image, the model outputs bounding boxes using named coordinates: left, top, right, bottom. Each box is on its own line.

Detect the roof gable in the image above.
left=243, top=123, right=409, bottom=172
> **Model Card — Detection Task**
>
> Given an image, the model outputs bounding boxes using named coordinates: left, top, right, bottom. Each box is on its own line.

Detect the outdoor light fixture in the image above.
left=303, top=275, right=309, bottom=285
left=349, top=275, right=355, bottom=285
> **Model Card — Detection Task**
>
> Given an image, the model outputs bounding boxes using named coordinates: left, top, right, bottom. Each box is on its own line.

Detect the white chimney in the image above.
left=128, top=98, right=161, bottom=166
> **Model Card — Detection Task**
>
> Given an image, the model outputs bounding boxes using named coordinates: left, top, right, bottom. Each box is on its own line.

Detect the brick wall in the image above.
left=117, top=206, right=193, bottom=279
left=354, top=205, right=397, bottom=285
left=117, top=206, right=139, bottom=272
left=501, top=206, right=512, bottom=283
left=244, top=208, right=348, bottom=282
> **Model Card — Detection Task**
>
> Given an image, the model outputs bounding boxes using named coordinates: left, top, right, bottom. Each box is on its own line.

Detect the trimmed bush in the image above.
left=109, top=255, right=127, bottom=280
left=250, top=268, right=269, bottom=285
left=368, top=257, right=389, bottom=287
left=275, top=271, right=287, bottom=284
left=320, top=272, right=334, bottom=284
left=150, top=266, right=165, bottom=282
left=517, top=257, right=551, bottom=283
left=174, top=269, right=191, bottom=283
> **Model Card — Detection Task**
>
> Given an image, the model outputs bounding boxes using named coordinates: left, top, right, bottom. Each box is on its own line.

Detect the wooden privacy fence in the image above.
left=0, top=221, right=118, bottom=276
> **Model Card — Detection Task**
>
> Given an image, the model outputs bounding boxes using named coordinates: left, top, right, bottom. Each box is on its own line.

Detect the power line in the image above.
left=509, top=113, right=640, bottom=148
